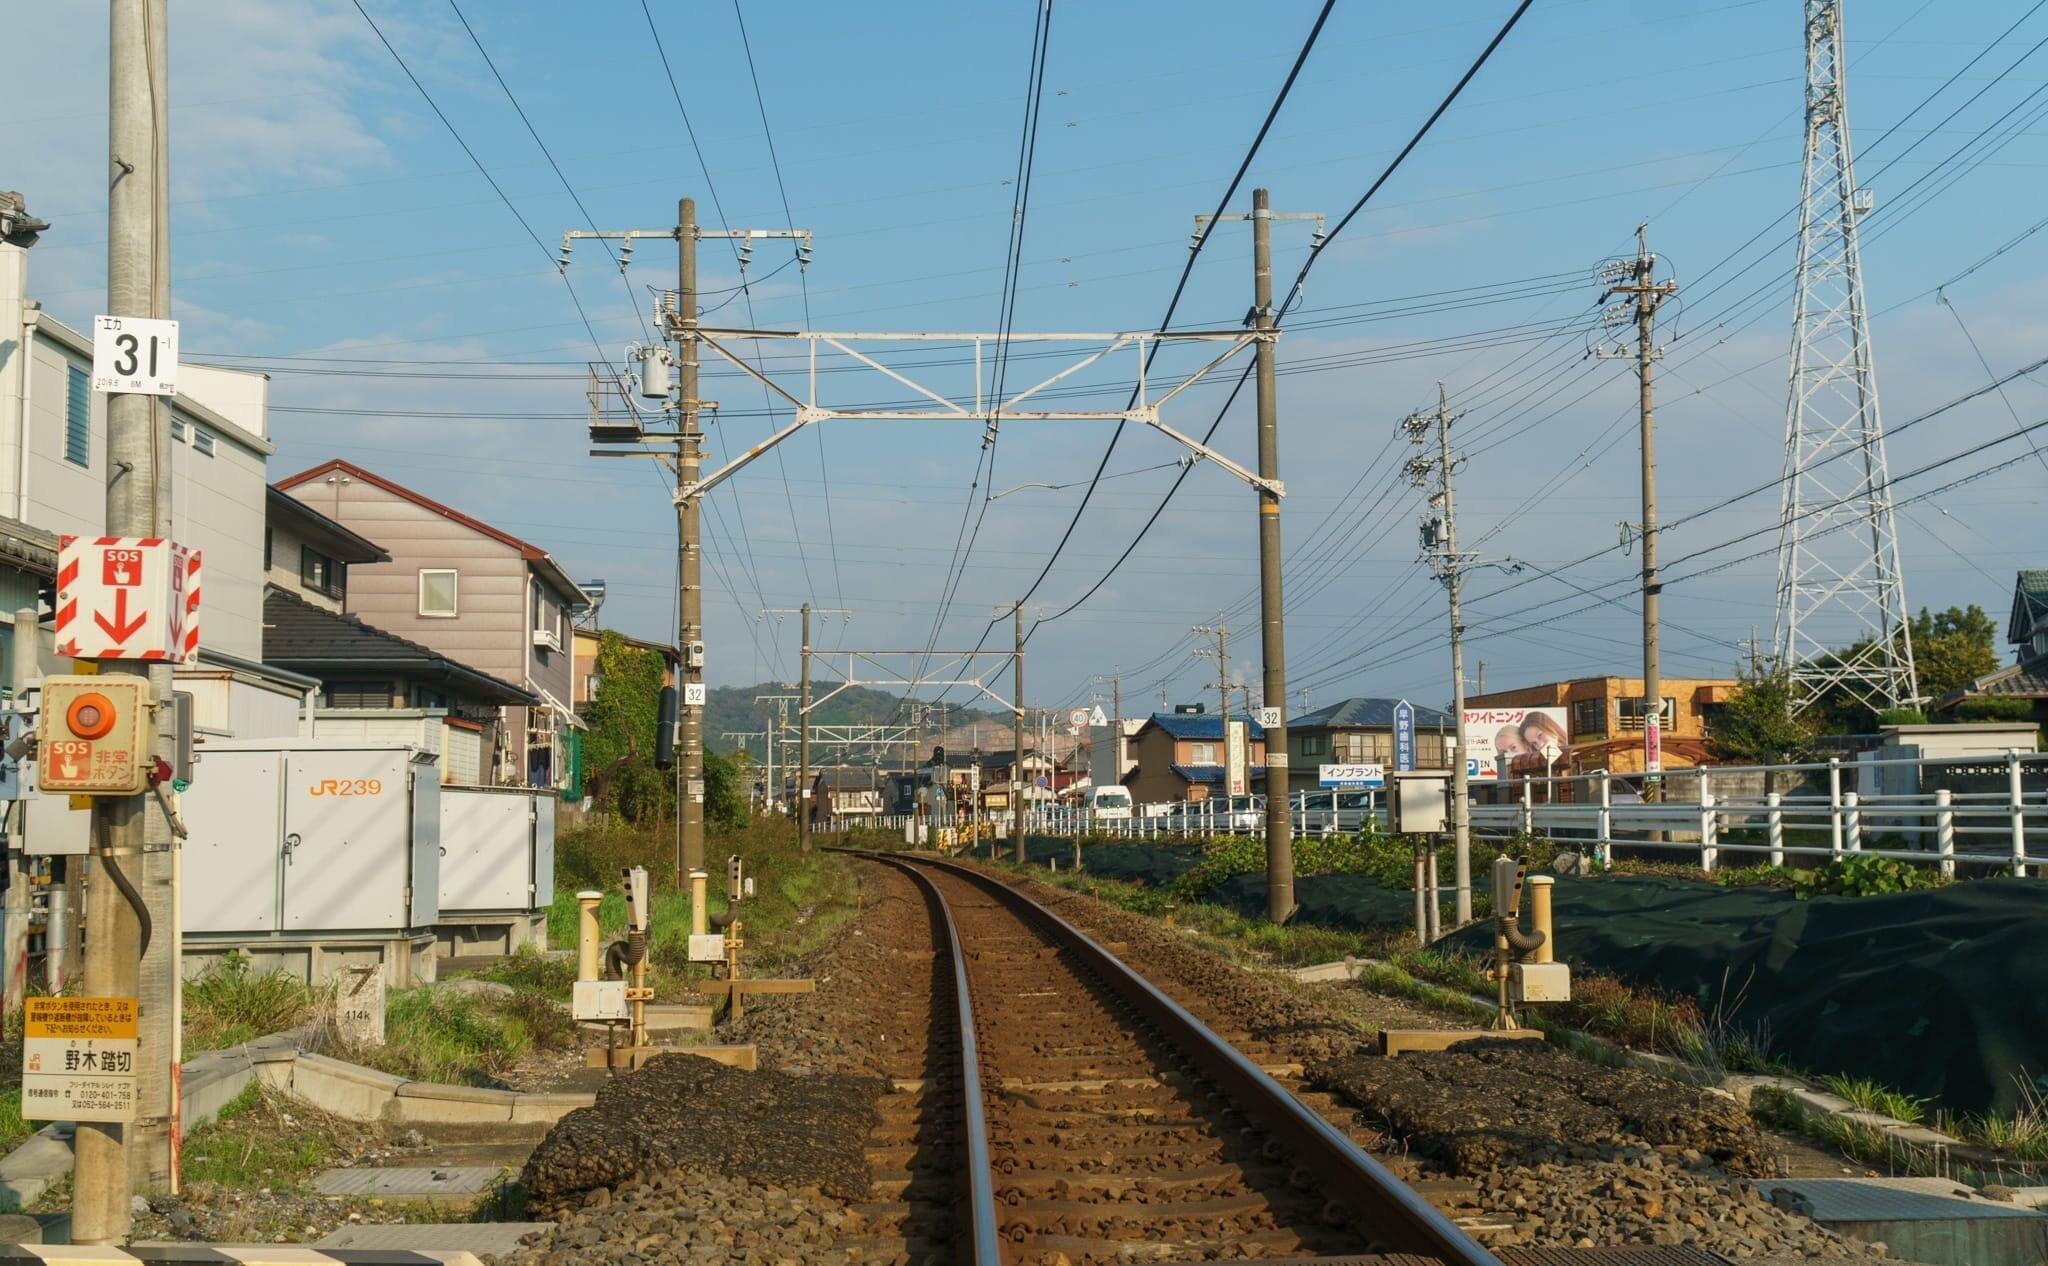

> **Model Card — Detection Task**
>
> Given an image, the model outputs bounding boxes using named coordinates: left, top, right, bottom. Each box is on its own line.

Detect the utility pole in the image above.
left=1012, top=602, right=1025, bottom=863
left=1597, top=226, right=1677, bottom=797
left=1198, top=188, right=1316, bottom=923
left=1092, top=669, right=1122, bottom=784
left=1192, top=614, right=1229, bottom=717
left=798, top=603, right=811, bottom=850
left=1405, top=386, right=1476, bottom=925
left=565, top=206, right=810, bottom=884
left=80, top=0, right=176, bottom=1241
left=675, top=198, right=704, bottom=892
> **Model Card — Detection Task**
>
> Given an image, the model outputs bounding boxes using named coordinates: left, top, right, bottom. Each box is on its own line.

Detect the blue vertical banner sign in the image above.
left=1393, top=699, right=1416, bottom=772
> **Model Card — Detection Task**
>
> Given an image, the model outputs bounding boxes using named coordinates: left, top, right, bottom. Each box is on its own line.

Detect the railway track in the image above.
left=849, top=850, right=1501, bottom=1266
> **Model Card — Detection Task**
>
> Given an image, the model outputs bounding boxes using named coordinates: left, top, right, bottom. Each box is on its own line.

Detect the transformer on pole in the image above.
left=1775, top=0, right=1917, bottom=712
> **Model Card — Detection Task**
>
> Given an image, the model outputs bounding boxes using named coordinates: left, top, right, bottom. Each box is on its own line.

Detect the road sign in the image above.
left=1257, top=706, right=1282, bottom=728
left=55, top=536, right=201, bottom=662
left=22, top=996, right=138, bottom=1123
left=683, top=682, right=706, bottom=707
left=1318, top=763, right=1385, bottom=789
left=1089, top=705, right=1109, bottom=726
left=1068, top=707, right=1089, bottom=729
left=1393, top=700, right=1416, bottom=772
left=91, top=315, right=179, bottom=396
left=1225, top=718, right=1249, bottom=797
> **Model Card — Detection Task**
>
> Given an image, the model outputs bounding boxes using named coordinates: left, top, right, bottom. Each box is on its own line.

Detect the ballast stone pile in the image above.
left=496, top=1167, right=863, bottom=1266
left=520, top=1052, right=883, bottom=1216
left=1310, top=1038, right=1773, bottom=1175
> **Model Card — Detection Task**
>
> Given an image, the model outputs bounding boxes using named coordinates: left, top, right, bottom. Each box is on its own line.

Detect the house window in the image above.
left=1298, top=734, right=1327, bottom=756
left=300, top=546, right=341, bottom=599
left=1617, top=697, right=1676, bottom=731
left=531, top=579, right=543, bottom=630
left=1570, top=698, right=1606, bottom=737
left=264, top=528, right=273, bottom=570
left=1188, top=741, right=1218, bottom=764
left=324, top=680, right=390, bottom=709
left=419, top=569, right=458, bottom=617
left=584, top=672, right=602, bottom=697
left=193, top=429, right=215, bottom=457
left=64, top=365, right=90, bottom=466
left=171, top=418, right=187, bottom=442
left=408, top=684, right=449, bottom=710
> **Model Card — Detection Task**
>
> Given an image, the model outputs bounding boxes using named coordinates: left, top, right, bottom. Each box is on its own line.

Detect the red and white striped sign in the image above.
left=54, top=536, right=202, bottom=663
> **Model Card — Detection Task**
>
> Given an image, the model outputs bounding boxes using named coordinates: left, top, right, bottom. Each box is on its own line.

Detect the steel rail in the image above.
left=860, top=852, right=1004, bottom=1266
left=852, top=849, right=1501, bottom=1265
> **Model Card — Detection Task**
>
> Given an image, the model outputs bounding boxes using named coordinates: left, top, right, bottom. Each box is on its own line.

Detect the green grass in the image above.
left=466, top=946, right=578, bottom=1002
left=184, top=954, right=326, bottom=1052
left=1825, top=1072, right=1930, bottom=1124
left=339, top=985, right=574, bottom=1087
left=179, top=1082, right=353, bottom=1188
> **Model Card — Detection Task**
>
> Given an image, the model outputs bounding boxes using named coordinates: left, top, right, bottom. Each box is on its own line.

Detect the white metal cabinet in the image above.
left=437, top=787, right=553, bottom=914
left=282, top=748, right=416, bottom=932
left=409, top=770, right=441, bottom=928
left=181, top=750, right=284, bottom=934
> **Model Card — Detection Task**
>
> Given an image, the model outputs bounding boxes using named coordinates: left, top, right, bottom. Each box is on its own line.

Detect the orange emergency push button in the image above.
left=66, top=692, right=117, bottom=740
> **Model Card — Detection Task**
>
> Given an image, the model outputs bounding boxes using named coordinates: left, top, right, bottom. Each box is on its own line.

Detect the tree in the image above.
left=1806, top=604, right=2000, bottom=733
left=581, top=630, right=674, bottom=824
left=703, top=747, right=748, bottom=832
left=1706, top=666, right=1816, bottom=794
left=1909, top=603, right=1999, bottom=703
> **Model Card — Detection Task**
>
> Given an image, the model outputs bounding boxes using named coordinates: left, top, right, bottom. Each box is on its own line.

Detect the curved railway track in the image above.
left=853, top=850, right=1501, bottom=1266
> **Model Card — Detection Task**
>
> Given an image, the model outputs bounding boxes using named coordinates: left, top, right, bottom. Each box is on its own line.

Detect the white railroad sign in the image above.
left=91, top=315, right=179, bottom=396
left=22, top=996, right=137, bottom=1123
left=54, top=536, right=201, bottom=662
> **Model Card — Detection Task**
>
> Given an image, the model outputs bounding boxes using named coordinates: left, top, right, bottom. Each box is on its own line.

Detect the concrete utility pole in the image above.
left=1250, top=188, right=1294, bottom=925
left=675, top=198, right=704, bottom=889
left=1597, top=226, right=1676, bottom=798
left=1192, top=614, right=1229, bottom=717
left=81, top=0, right=177, bottom=1241
left=798, top=602, right=811, bottom=851
left=1012, top=601, right=1025, bottom=864
left=1092, top=669, right=1122, bottom=783
left=1416, top=387, right=1474, bottom=924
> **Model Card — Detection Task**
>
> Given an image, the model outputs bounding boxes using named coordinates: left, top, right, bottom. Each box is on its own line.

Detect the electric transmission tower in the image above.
left=1775, top=0, right=1917, bottom=711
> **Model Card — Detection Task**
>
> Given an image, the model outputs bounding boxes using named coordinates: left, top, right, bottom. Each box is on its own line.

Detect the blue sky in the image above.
left=9, top=0, right=2046, bottom=719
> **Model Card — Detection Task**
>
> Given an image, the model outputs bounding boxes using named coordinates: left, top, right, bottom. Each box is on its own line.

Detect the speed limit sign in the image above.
left=92, top=315, right=179, bottom=396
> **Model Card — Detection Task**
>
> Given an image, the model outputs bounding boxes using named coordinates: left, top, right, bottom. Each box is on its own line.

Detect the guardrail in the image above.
left=985, top=749, right=2048, bottom=876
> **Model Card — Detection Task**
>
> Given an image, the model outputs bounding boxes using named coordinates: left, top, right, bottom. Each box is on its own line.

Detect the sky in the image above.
left=7, top=0, right=2046, bottom=724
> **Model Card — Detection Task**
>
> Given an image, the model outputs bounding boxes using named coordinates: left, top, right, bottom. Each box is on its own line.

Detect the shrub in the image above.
left=184, top=954, right=325, bottom=1051
left=1791, top=854, right=1946, bottom=900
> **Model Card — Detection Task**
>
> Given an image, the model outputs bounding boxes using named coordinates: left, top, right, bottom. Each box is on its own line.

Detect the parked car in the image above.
left=1085, top=785, right=1134, bottom=824
left=1290, top=789, right=1378, bottom=834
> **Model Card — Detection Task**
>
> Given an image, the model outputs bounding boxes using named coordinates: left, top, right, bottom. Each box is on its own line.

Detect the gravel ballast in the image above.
left=1310, top=1038, right=1773, bottom=1176
left=497, top=1167, right=864, bottom=1266
left=520, top=1054, right=884, bottom=1216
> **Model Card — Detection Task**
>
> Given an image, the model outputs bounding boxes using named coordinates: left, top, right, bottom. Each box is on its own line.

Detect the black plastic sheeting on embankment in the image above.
left=1093, top=853, right=2048, bottom=1116
left=1016, top=836, right=1203, bottom=887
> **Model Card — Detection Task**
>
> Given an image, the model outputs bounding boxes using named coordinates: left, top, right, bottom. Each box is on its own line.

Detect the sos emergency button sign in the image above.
left=36, top=676, right=153, bottom=795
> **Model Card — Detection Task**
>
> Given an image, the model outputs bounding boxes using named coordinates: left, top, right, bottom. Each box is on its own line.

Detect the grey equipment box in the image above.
left=1387, top=769, right=1452, bottom=834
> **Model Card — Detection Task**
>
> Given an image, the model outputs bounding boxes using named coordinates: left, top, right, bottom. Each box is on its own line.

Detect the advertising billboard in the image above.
left=1460, top=707, right=1569, bottom=781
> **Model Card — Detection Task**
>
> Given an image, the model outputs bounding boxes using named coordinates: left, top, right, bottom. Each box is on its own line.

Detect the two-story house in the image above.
left=1124, top=711, right=1267, bottom=804
left=1935, top=570, right=2048, bottom=729
left=259, top=487, right=537, bottom=784
left=276, top=459, right=588, bottom=788
left=1284, top=697, right=1456, bottom=793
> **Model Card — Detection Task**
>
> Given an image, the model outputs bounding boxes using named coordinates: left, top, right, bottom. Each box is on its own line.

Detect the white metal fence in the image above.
left=971, top=750, right=2048, bottom=876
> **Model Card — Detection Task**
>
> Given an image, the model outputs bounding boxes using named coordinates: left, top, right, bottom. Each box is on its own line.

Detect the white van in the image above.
left=1085, top=785, right=1134, bottom=823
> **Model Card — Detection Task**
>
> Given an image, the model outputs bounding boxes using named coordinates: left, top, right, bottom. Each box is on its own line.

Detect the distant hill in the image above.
left=704, top=681, right=1003, bottom=761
